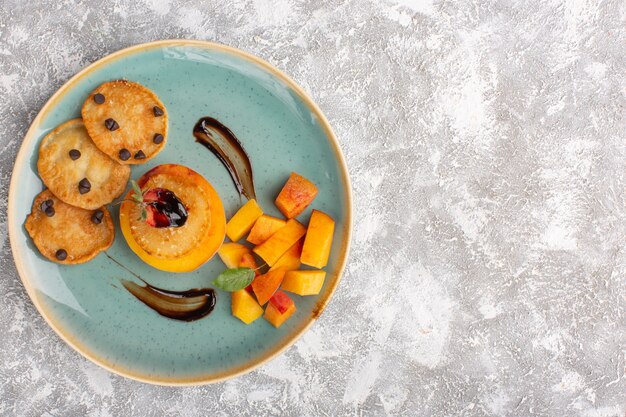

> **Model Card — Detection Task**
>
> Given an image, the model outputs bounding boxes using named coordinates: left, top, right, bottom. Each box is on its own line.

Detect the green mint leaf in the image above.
left=131, top=180, right=143, bottom=203
left=212, top=268, right=255, bottom=292
left=139, top=208, right=147, bottom=222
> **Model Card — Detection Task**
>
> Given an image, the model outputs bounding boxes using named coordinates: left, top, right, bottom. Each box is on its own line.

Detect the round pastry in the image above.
left=120, top=164, right=226, bottom=273
left=37, top=118, right=130, bottom=210
left=25, top=190, right=114, bottom=264
left=81, top=80, right=168, bottom=164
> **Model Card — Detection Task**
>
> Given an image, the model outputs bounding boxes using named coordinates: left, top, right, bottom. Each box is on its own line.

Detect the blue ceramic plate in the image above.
left=8, top=40, right=352, bottom=385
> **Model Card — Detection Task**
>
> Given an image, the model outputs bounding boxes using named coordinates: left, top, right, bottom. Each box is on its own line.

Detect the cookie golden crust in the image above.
left=25, top=190, right=114, bottom=265
left=81, top=80, right=168, bottom=164
left=37, top=118, right=130, bottom=210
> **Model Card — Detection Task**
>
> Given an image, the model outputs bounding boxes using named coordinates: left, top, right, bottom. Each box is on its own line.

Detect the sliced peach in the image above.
left=226, top=199, right=263, bottom=242
left=253, top=219, right=306, bottom=266
left=301, top=210, right=335, bottom=268
left=282, top=270, right=326, bottom=296
left=251, top=269, right=285, bottom=305
left=264, top=302, right=296, bottom=328
left=269, top=239, right=302, bottom=272
left=247, top=215, right=286, bottom=245
left=269, top=290, right=295, bottom=314
left=239, top=252, right=259, bottom=271
left=120, top=164, right=225, bottom=272
left=275, top=172, right=318, bottom=219
left=218, top=243, right=251, bottom=269
left=238, top=253, right=259, bottom=295
left=232, top=289, right=263, bottom=324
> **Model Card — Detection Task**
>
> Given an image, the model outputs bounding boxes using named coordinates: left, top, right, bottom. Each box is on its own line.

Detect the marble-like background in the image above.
left=1, top=0, right=624, bottom=416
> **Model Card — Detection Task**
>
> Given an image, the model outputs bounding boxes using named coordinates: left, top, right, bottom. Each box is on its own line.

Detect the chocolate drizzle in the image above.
left=121, top=280, right=216, bottom=322
left=105, top=253, right=216, bottom=322
left=193, top=117, right=256, bottom=200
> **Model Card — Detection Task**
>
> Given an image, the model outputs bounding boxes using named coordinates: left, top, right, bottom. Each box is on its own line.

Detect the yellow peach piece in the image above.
left=264, top=302, right=297, bottom=328
left=269, top=239, right=302, bottom=272
left=247, top=215, right=287, bottom=245
left=282, top=270, right=326, bottom=296
left=232, top=289, right=263, bottom=324
left=226, top=199, right=263, bottom=242
left=301, top=210, right=335, bottom=268
left=218, top=242, right=251, bottom=268
left=253, top=219, right=306, bottom=266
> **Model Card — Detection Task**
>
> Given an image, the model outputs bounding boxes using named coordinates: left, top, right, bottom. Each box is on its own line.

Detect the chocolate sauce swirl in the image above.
left=121, top=280, right=216, bottom=322
left=106, top=253, right=216, bottom=322
left=193, top=117, right=256, bottom=200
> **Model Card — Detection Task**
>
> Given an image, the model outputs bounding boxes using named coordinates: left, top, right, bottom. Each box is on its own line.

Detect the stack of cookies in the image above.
left=25, top=81, right=168, bottom=265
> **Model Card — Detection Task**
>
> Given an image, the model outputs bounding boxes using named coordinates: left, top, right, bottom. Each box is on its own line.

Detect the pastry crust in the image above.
left=37, top=118, right=130, bottom=210
left=119, top=164, right=226, bottom=273
left=81, top=80, right=168, bottom=164
left=128, top=173, right=210, bottom=259
left=25, top=190, right=115, bottom=264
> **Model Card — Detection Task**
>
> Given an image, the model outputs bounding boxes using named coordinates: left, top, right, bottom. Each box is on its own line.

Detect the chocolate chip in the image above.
left=78, top=177, right=91, bottom=194
left=69, top=149, right=81, bottom=160
left=44, top=206, right=55, bottom=217
left=119, top=148, right=131, bottom=161
left=92, top=209, right=104, bottom=224
left=153, top=106, right=164, bottom=117
left=40, top=199, right=54, bottom=212
left=134, top=150, right=146, bottom=160
left=55, top=249, right=67, bottom=261
left=153, top=133, right=164, bottom=144
left=94, top=93, right=105, bottom=104
left=105, top=118, right=119, bottom=131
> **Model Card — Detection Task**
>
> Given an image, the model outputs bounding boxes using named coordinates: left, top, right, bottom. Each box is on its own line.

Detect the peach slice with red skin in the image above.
left=264, top=302, right=297, bottom=328
left=251, top=269, right=286, bottom=305
left=218, top=243, right=251, bottom=269
left=269, top=290, right=295, bottom=314
left=120, top=164, right=225, bottom=272
left=239, top=252, right=259, bottom=272
left=275, top=172, right=318, bottom=219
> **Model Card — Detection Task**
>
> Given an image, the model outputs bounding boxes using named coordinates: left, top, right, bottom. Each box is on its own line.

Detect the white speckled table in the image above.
left=1, top=1, right=625, bottom=416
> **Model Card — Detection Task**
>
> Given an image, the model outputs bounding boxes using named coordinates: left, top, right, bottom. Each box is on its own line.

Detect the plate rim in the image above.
left=7, top=39, right=353, bottom=385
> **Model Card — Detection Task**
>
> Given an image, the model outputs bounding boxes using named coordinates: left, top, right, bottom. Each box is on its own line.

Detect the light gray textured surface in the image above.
left=1, top=0, right=625, bottom=416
